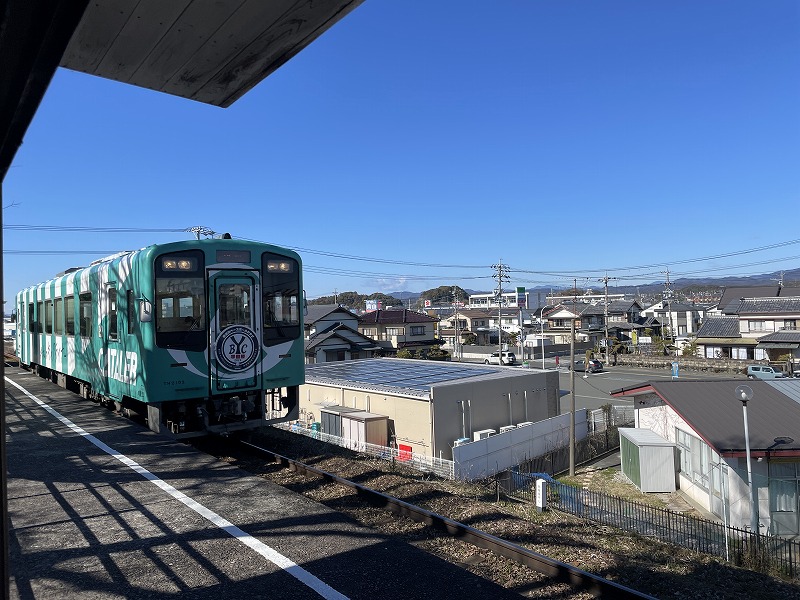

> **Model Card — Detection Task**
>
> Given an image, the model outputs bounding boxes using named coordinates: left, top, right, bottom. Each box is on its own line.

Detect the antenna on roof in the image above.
left=772, top=271, right=785, bottom=289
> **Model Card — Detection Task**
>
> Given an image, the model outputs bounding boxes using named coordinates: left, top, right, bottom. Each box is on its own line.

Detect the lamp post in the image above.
left=735, top=384, right=759, bottom=533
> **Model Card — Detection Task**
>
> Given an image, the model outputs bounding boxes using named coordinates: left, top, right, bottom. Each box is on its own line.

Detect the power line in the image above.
left=3, top=224, right=188, bottom=233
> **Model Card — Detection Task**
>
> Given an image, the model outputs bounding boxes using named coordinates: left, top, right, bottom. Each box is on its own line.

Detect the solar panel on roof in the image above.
left=306, top=360, right=497, bottom=392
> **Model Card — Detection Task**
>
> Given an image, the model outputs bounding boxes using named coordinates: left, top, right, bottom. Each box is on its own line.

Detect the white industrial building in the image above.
left=298, top=358, right=560, bottom=461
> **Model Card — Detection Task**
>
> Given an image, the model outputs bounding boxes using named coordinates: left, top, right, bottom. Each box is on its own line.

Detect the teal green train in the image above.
left=14, top=236, right=303, bottom=437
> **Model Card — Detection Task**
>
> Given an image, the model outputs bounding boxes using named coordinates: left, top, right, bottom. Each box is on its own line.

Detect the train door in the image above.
left=208, top=270, right=262, bottom=394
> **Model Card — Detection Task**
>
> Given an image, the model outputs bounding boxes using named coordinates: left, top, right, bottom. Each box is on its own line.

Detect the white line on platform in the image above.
left=5, top=376, right=349, bottom=600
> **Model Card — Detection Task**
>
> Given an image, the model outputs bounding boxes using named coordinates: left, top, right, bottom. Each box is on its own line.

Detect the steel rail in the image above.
left=236, top=439, right=655, bottom=599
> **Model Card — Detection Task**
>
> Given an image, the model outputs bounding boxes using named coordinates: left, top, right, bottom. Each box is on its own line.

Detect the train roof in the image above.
left=18, top=237, right=301, bottom=293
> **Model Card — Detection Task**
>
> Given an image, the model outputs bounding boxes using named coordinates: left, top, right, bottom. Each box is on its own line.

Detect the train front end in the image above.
left=143, top=239, right=303, bottom=436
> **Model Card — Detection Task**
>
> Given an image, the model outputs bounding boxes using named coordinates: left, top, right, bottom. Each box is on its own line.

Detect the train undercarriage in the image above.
left=25, top=362, right=298, bottom=438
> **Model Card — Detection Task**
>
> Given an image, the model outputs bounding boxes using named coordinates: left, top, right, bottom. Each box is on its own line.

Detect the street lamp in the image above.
left=735, top=384, right=759, bottom=533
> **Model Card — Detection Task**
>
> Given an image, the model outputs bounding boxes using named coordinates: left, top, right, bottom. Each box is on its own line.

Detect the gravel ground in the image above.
left=204, top=428, right=800, bottom=600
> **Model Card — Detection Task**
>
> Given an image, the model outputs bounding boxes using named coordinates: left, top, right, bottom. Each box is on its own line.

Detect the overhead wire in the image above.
left=4, top=224, right=800, bottom=290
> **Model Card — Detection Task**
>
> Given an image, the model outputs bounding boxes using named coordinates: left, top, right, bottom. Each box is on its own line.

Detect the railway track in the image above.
left=225, top=436, right=655, bottom=599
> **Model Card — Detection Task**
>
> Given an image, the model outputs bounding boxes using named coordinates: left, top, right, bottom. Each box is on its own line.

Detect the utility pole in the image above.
left=663, top=269, right=675, bottom=343
left=598, top=273, right=617, bottom=365
left=452, top=286, right=460, bottom=361
left=492, top=261, right=511, bottom=357
left=569, top=277, right=577, bottom=476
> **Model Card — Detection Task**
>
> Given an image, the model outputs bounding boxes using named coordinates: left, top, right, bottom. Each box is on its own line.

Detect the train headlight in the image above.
left=266, top=260, right=293, bottom=273
left=162, top=257, right=196, bottom=271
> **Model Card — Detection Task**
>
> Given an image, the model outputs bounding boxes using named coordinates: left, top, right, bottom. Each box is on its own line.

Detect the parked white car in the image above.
left=485, top=351, right=516, bottom=365
left=746, top=365, right=785, bottom=380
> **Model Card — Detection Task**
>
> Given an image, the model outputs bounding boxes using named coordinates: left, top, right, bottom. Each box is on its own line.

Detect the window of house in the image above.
left=785, top=320, right=798, bottom=330
left=65, top=296, right=75, bottom=335
left=386, top=327, right=405, bottom=336
left=676, top=428, right=712, bottom=491
left=769, top=463, right=798, bottom=513
left=748, top=320, right=765, bottom=332
left=410, top=326, right=425, bottom=336
left=362, top=328, right=377, bottom=337
left=732, top=347, right=748, bottom=360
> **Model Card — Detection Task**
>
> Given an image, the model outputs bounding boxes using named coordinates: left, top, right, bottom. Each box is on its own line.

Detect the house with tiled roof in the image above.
left=304, top=305, right=380, bottom=363
left=695, top=297, right=800, bottom=370
left=612, top=379, right=800, bottom=537
left=709, top=285, right=783, bottom=316
left=358, top=309, right=442, bottom=356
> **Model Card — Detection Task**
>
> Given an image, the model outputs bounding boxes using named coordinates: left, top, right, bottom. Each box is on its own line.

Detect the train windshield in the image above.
left=155, top=250, right=206, bottom=351
left=262, top=252, right=300, bottom=346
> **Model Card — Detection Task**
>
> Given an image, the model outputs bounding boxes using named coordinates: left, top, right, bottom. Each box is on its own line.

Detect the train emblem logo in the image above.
left=216, top=325, right=259, bottom=372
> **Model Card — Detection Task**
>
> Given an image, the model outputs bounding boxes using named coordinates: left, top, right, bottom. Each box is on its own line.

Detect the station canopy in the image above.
left=0, top=0, right=365, bottom=178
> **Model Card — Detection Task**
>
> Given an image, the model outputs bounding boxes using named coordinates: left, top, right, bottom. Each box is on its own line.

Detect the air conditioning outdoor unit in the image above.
left=516, top=421, right=534, bottom=428
left=453, top=437, right=470, bottom=447
left=499, top=425, right=516, bottom=433
left=473, top=429, right=495, bottom=441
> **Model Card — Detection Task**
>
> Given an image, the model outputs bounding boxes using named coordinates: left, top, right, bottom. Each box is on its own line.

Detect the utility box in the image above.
left=473, top=429, right=495, bottom=441
left=319, top=405, right=361, bottom=438
left=340, top=411, right=389, bottom=451
left=499, top=425, right=516, bottom=434
left=620, top=428, right=677, bottom=493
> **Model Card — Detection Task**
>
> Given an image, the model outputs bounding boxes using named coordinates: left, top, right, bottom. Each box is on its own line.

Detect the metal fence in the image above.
left=272, top=422, right=456, bottom=479
left=505, top=472, right=800, bottom=580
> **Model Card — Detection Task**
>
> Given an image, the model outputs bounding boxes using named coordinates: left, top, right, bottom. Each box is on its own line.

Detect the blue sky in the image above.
left=3, top=1, right=799, bottom=302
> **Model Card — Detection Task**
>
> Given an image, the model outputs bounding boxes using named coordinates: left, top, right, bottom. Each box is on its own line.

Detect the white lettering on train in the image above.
left=98, top=349, right=139, bottom=385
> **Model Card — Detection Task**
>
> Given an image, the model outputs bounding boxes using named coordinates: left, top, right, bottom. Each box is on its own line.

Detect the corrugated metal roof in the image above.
left=620, top=428, right=674, bottom=447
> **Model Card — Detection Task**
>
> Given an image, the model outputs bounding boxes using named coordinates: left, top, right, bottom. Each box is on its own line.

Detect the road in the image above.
left=554, top=362, right=747, bottom=413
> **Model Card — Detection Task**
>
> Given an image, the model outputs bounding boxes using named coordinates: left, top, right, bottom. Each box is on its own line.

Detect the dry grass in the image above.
left=205, top=428, right=800, bottom=599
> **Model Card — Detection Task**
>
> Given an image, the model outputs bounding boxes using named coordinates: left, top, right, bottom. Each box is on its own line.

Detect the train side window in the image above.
left=108, top=286, right=118, bottom=340
left=262, top=253, right=300, bottom=346
left=44, top=300, right=53, bottom=334
left=28, top=302, right=35, bottom=332
left=126, top=290, right=135, bottom=334
left=54, top=298, right=64, bottom=335
left=36, top=301, right=44, bottom=334
left=79, top=293, right=92, bottom=337
left=65, top=296, right=75, bottom=335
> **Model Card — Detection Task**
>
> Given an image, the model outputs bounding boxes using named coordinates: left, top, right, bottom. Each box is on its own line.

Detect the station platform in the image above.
left=4, top=365, right=523, bottom=599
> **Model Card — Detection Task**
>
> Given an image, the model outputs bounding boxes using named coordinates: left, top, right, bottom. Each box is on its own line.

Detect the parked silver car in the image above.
left=746, top=365, right=785, bottom=380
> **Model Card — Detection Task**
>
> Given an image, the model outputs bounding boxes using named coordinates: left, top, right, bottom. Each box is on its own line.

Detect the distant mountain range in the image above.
left=388, top=267, right=800, bottom=303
